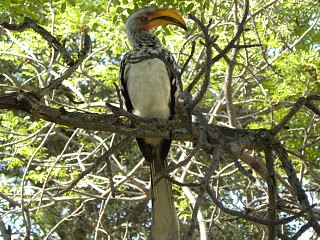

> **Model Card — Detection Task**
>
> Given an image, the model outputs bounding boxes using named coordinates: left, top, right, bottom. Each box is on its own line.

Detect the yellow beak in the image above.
left=144, top=8, right=187, bottom=31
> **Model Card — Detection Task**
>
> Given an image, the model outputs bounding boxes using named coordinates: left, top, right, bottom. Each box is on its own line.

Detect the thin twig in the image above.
left=40, top=27, right=91, bottom=96
left=186, top=0, right=250, bottom=93
left=0, top=17, right=75, bottom=66
left=271, top=95, right=320, bottom=135
left=55, top=134, right=135, bottom=196
left=187, top=15, right=214, bottom=109
left=206, top=185, right=270, bottom=226
left=274, top=144, right=320, bottom=234
left=180, top=41, right=196, bottom=78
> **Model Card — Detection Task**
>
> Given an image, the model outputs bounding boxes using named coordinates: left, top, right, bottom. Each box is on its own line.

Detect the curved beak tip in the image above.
left=182, top=24, right=188, bottom=31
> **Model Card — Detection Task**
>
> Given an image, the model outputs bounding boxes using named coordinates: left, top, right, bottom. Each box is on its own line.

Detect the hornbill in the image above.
left=120, top=7, right=187, bottom=240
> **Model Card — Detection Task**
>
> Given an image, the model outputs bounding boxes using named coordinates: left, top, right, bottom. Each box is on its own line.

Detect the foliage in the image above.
left=0, top=0, right=319, bottom=239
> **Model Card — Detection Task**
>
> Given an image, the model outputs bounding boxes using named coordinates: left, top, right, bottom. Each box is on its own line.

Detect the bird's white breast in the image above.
left=126, top=58, right=171, bottom=120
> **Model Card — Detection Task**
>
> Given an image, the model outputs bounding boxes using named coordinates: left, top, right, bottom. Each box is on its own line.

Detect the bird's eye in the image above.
left=141, top=16, right=148, bottom=22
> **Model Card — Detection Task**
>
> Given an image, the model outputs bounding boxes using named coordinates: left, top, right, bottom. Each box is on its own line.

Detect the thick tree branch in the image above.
left=0, top=220, right=11, bottom=240
left=0, top=91, right=265, bottom=146
left=0, top=91, right=277, bottom=183
left=265, top=147, right=277, bottom=240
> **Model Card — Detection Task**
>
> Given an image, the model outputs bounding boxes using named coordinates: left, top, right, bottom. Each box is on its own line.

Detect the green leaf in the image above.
left=162, top=25, right=171, bottom=36
left=112, top=15, right=118, bottom=24
left=67, top=0, right=76, bottom=7
left=61, top=2, right=66, bottom=13
left=185, top=3, right=194, bottom=13
left=162, top=35, right=166, bottom=45
left=27, top=5, right=38, bottom=13
left=116, top=7, right=123, bottom=13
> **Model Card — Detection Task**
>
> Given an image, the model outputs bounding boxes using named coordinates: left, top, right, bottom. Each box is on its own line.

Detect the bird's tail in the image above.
left=151, top=151, right=180, bottom=240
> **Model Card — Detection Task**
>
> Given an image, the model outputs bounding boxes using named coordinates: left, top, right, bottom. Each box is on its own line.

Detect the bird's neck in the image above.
left=129, top=31, right=162, bottom=48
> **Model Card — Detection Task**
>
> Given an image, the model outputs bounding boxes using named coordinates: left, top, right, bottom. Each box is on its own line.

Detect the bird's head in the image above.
left=125, top=7, right=187, bottom=37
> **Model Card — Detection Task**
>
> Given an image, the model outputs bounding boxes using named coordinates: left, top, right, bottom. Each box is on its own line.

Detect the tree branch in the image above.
left=186, top=0, right=249, bottom=93
left=0, top=17, right=91, bottom=96
left=271, top=95, right=320, bottom=135
left=265, top=147, right=277, bottom=240
left=0, top=17, right=75, bottom=66
left=0, top=91, right=268, bottom=146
